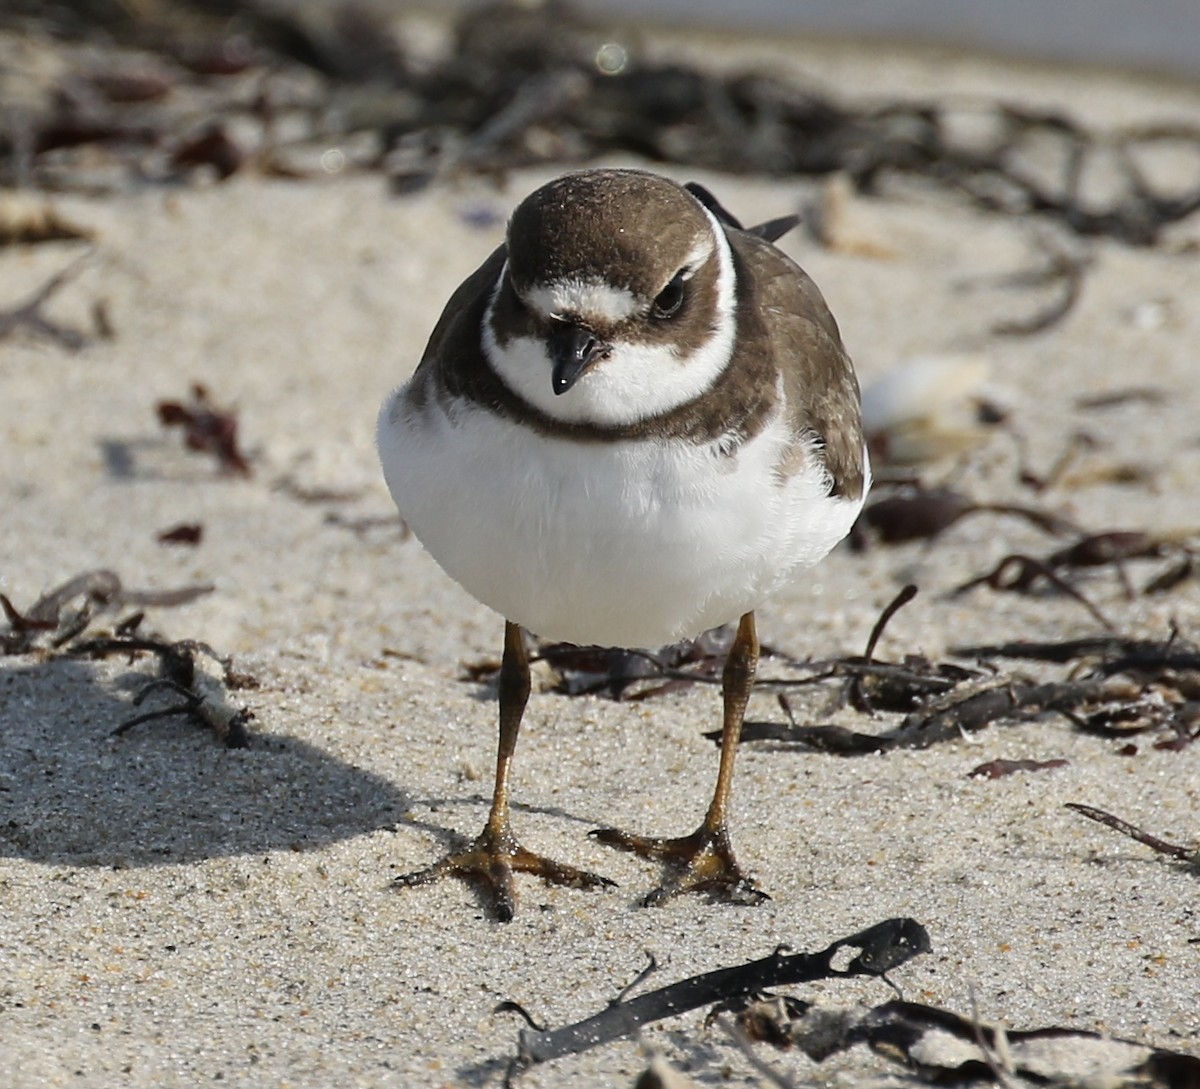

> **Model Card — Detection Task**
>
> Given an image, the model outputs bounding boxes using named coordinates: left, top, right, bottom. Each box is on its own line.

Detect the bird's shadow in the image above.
left=0, top=655, right=408, bottom=866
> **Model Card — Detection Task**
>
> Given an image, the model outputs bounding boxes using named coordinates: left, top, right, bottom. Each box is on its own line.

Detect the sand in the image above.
left=1, top=21, right=1199, bottom=1089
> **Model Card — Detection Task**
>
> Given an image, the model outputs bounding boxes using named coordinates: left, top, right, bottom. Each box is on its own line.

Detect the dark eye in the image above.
left=651, top=271, right=686, bottom=319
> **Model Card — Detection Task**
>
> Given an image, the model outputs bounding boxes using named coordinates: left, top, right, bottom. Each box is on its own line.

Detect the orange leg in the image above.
left=591, top=611, right=767, bottom=906
left=394, top=621, right=614, bottom=921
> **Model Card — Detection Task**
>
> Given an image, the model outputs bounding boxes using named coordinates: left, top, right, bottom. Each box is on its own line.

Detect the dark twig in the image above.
left=1066, top=803, right=1197, bottom=864
left=72, top=637, right=254, bottom=748
left=990, top=236, right=1091, bottom=337
left=952, top=634, right=1200, bottom=673
left=952, top=553, right=1115, bottom=630
left=863, top=584, right=917, bottom=664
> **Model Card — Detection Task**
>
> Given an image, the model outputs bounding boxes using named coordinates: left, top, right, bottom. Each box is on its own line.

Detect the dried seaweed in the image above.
left=851, top=486, right=1077, bottom=548
left=502, top=916, right=1196, bottom=1084
left=726, top=994, right=1200, bottom=1086
left=1067, top=803, right=1198, bottom=866
left=156, top=382, right=253, bottom=476
left=83, top=637, right=255, bottom=748
left=737, top=620, right=1198, bottom=756
left=968, top=756, right=1069, bottom=779
left=5, top=2, right=1199, bottom=245
left=0, top=568, right=213, bottom=655
left=987, top=232, right=1092, bottom=336
left=463, top=580, right=1198, bottom=760
left=157, top=522, right=204, bottom=545
left=505, top=917, right=930, bottom=1073
left=952, top=530, right=1197, bottom=624
left=1, top=569, right=253, bottom=748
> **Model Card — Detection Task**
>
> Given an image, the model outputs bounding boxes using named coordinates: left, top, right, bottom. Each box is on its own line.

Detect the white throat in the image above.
left=481, top=208, right=738, bottom=427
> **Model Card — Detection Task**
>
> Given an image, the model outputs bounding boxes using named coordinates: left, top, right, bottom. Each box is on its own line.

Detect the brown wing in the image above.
left=405, top=244, right=508, bottom=407
left=727, top=229, right=865, bottom=501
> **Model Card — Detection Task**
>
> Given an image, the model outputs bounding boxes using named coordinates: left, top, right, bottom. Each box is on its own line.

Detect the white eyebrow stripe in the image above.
left=681, top=234, right=714, bottom=277
left=524, top=278, right=639, bottom=323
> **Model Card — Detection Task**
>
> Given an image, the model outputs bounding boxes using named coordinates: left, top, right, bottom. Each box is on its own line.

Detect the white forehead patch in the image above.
left=523, top=278, right=638, bottom=323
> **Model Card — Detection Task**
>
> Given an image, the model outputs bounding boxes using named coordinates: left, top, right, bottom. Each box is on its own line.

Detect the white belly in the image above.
left=378, top=394, right=865, bottom=647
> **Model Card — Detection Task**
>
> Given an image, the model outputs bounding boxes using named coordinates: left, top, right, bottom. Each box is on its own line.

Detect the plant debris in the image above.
left=4, top=2, right=1199, bottom=244
left=1067, top=803, right=1198, bottom=866
left=1075, top=386, right=1167, bottom=411
left=986, top=231, right=1092, bottom=337
left=735, top=613, right=1198, bottom=757
left=850, top=486, right=1077, bottom=548
left=463, top=624, right=788, bottom=701
left=0, top=568, right=213, bottom=655
left=968, top=757, right=1069, bottom=779
left=1, top=569, right=253, bottom=748
left=157, top=522, right=204, bottom=546
left=83, top=636, right=256, bottom=749
left=156, top=382, right=253, bottom=476
left=505, top=917, right=930, bottom=1073
left=952, top=529, right=1198, bottom=624
left=463, top=583, right=1199, bottom=761
left=0, top=194, right=93, bottom=245
left=722, top=995, right=1200, bottom=1086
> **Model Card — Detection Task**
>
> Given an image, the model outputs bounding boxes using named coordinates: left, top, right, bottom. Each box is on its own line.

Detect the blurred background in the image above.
left=575, top=0, right=1200, bottom=78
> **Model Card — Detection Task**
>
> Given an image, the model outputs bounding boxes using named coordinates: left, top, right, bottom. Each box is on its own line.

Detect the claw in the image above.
left=396, top=823, right=614, bottom=922
left=591, top=822, right=766, bottom=906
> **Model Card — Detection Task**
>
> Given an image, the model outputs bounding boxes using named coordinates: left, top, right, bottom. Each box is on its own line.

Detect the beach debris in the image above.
left=169, top=123, right=246, bottom=181
left=6, top=2, right=1200, bottom=244
left=714, top=995, right=1200, bottom=1086
left=0, top=569, right=252, bottom=747
left=499, top=912, right=1194, bottom=1082
left=0, top=250, right=93, bottom=350
left=0, top=568, right=213, bottom=655
left=463, top=624, right=786, bottom=701
left=806, top=171, right=897, bottom=258
left=952, top=529, right=1198, bottom=616
left=1075, top=386, right=1167, bottom=411
left=0, top=194, right=93, bottom=245
left=628, top=1054, right=701, bottom=1089
left=1012, top=429, right=1165, bottom=496
left=156, top=522, right=204, bottom=546
left=968, top=757, right=1069, bottom=779
left=984, top=230, right=1092, bottom=336
left=89, top=635, right=256, bottom=749
left=851, top=486, right=1077, bottom=548
left=463, top=576, right=1198, bottom=762
left=156, top=382, right=253, bottom=477
left=1067, top=803, right=1199, bottom=867
left=861, top=354, right=1003, bottom=468
left=953, top=552, right=1117, bottom=629
left=738, top=618, right=1198, bottom=757
left=504, top=917, right=930, bottom=1072
left=1013, top=429, right=1096, bottom=492
left=322, top=511, right=411, bottom=538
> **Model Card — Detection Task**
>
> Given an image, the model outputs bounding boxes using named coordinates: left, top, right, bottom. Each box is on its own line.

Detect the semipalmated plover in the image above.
left=378, top=168, right=868, bottom=921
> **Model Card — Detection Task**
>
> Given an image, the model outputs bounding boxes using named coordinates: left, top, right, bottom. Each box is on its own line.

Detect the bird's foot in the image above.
left=589, top=822, right=768, bottom=907
left=394, top=822, right=615, bottom=923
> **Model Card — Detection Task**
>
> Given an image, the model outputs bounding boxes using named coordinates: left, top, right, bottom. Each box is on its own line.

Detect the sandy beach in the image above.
left=2, top=10, right=1199, bottom=1087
